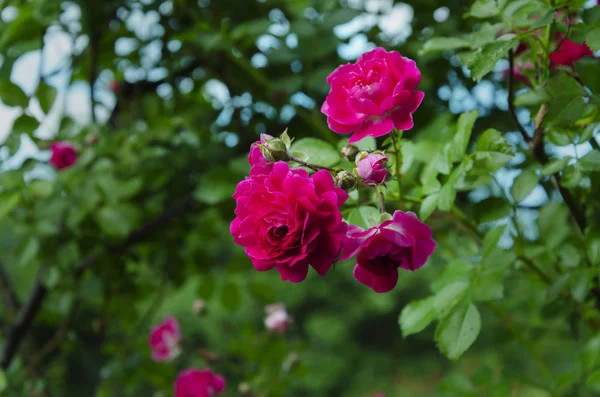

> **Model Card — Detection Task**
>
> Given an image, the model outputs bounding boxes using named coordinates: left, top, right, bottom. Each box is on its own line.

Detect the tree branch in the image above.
left=1, top=264, right=48, bottom=369
left=508, top=50, right=532, bottom=144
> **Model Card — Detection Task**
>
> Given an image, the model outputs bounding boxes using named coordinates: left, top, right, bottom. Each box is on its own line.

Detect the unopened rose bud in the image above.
left=356, top=151, right=388, bottom=186
left=238, top=383, right=251, bottom=395
left=260, top=138, right=289, bottom=162
left=341, top=144, right=359, bottom=161
left=265, top=303, right=292, bottom=334
left=334, top=170, right=357, bottom=191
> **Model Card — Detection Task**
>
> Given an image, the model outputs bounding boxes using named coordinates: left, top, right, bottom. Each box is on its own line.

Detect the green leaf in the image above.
left=587, top=370, right=600, bottom=392
left=19, top=237, right=40, bottom=267
left=0, top=193, right=21, bottom=221
left=221, top=282, right=241, bottom=312
left=510, top=169, right=538, bottom=202
left=459, top=38, right=518, bottom=82
left=347, top=206, right=380, bottom=230
left=546, top=74, right=586, bottom=98
left=586, top=232, right=600, bottom=266
left=451, top=110, right=479, bottom=162
left=421, top=37, right=471, bottom=55
left=430, top=259, right=473, bottom=293
left=584, top=334, right=600, bottom=372
left=541, top=156, right=571, bottom=177
left=96, top=205, right=138, bottom=238
left=483, top=224, right=506, bottom=257
left=420, top=193, right=438, bottom=221
left=36, top=81, right=57, bottom=114
left=514, top=87, right=551, bottom=107
left=474, top=128, right=514, bottom=171
left=28, top=180, right=54, bottom=198
left=230, top=19, right=272, bottom=41
left=12, top=114, right=39, bottom=135
left=474, top=197, right=511, bottom=223
left=435, top=303, right=481, bottom=360
left=586, top=27, right=600, bottom=53
left=399, top=297, right=436, bottom=337
left=579, top=150, right=600, bottom=171
left=291, top=138, right=342, bottom=168
left=575, top=59, right=600, bottom=94
left=323, top=8, right=362, bottom=29
left=0, top=370, right=6, bottom=393
left=194, top=167, right=240, bottom=205
left=0, top=80, right=29, bottom=108
left=434, top=281, right=470, bottom=318
left=468, top=0, right=504, bottom=19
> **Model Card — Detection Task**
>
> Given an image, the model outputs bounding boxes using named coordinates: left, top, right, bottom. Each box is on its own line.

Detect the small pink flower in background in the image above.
left=192, top=299, right=206, bottom=315
left=264, top=303, right=293, bottom=333
left=342, top=211, right=436, bottom=293
left=248, top=134, right=275, bottom=176
left=108, top=80, right=120, bottom=93
left=356, top=152, right=388, bottom=185
left=322, top=47, right=424, bottom=143
left=231, top=162, right=348, bottom=283
left=49, top=142, right=77, bottom=170
left=503, top=60, right=535, bottom=86
left=149, top=316, right=181, bottom=362
left=550, top=36, right=594, bottom=67
left=174, top=368, right=226, bottom=397
left=373, top=394, right=386, bottom=397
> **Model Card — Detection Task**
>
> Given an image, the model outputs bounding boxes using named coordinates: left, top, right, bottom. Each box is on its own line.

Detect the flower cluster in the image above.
left=231, top=47, right=436, bottom=293
left=149, top=316, right=226, bottom=397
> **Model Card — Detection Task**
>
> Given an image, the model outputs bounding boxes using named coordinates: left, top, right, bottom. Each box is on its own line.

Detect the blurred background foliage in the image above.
left=0, top=0, right=600, bottom=396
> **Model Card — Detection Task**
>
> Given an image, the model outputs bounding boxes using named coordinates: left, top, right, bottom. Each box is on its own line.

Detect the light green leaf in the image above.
left=435, top=303, right=481, bottom=360
left=430, top=259, right=473, bottom=293
left=347, top=206, right=380, bottom=230
left=19, top=237, right=40, bottom=267
left=586, top=27, right=600, bottom=52
left=483, top=224, right=506, bottom=257
left=459, top=38, right=518, bottom=82
left=437, top=183, right=456, bottom=212
left=587, top=370, right=600, bottom=392
left=96, top=205, right=138, bottom=238
left=586, top=232, right=600, bottom=266
left=28, top=180, right=54, bottom=198
left=451, top=110, right=478, bottom=162
left=474, top=128, right=514, bottom=171
left=584, top=334, right=600, bottom=372
left=510, top=169, right=538, bottom=202
left=0, top=193, right=21, bottom=221
left=541, top=156, right=571, bottom=177
left=468, top=0, right=504, bottom=19
left=0, top=80, right=29, bottom=108
left=579, top=150, right=600, bottom=171
left=399, top=297, right=436, bottom=337
left=514, top=87, right=551, bottom=107
left=434, top=281, right=470, bottom=318
left=420, top=193, right=438, bottom=221
left=291, top=138, right=342, bottom=168
left=0, top=370, right=6, bottom=393
left=421, top=37, right=471, bottom=55
left=36, top=81, right=57, bottom=114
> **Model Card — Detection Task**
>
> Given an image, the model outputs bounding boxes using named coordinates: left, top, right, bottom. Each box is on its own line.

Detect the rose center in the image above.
left=367, top=255, right=400, bottom=275
left=271, top=225, right=289, bottom=240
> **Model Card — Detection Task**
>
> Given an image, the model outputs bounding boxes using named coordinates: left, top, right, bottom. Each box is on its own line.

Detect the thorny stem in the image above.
left=390, top=130, right=403, bottom=207
left=289, top=156, right=337, bottom=173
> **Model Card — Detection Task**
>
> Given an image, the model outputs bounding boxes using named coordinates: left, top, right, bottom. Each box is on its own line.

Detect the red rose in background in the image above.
left=322, top=47, right=424, bottom=143
left=550, top=36, right=594, bottom=67
left=174, top=368, right=226, bottom=397
left=231, top=162, right=348, bottom=282
left=49, top=142, right=77, bottom=170
left=342, top=211, right=436, bottom=293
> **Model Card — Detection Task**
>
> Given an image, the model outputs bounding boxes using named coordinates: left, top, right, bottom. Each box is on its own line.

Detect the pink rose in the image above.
left=248, top=134, right=275, bottom=176
left=549, top=36, right=594, bottom=67
left=49, top=142, right=77, bottom=170
left=264, top=303, right=293, bottom=333
left=174, top=368, right=226, bottom=397
left=342, top=211, right=436, bottom=293
left=321, top=47, right=424, bottom=143
left=356, top=152, right=388, bottom=185
left=149, top=316, right=181, bottom=362
left=231, top=162, right=348, bottom=282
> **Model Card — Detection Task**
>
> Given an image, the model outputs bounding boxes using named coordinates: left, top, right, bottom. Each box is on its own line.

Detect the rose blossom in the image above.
left=248, top=134, right=275, bottom=176
left=503, top=60, right=535, bottom=86
left=149, top=316, right=181, bottom=362
left=322, top=47, right=424, bottom=143
left=264, top=303, right=293, bottom=333
left=231, top=162, right=348, bottom=282
left=549, top=36, right=594, bottom=67
left=49, top=142, right=77, bottom=170
left=356, top=152, right=388, bottom=185
left=342, top=211, right=436, bottom=293
left=174, top=368, right=226, bottom=397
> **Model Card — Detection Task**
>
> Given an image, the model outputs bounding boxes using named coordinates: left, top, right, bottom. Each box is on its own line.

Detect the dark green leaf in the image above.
left=194, top=168, right=240, bottom=205
left=510, top=169, right=538, bottom=202
left=36, top=81, right=57, bottom=114
left=459, top=38, right=518, bottom=82
left=451, top=110, right=478, bottom=162
left=0, top=193, right=20, bottom=221
left=0, top=80, right=29, bottom=108
left=474, top=197, right=511, bottom=223
left=541, top=156, right=571, bottom=177
left=579, top=150, right=600, bottom=171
